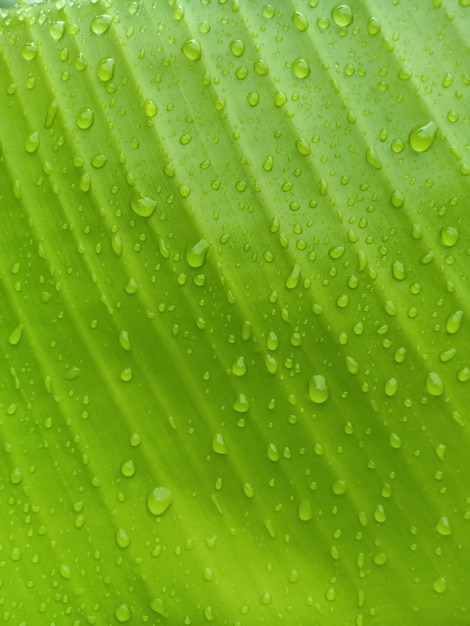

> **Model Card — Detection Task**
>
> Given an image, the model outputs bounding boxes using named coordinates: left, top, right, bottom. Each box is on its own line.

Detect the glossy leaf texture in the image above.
left=0, top=0, right=469, bottom=624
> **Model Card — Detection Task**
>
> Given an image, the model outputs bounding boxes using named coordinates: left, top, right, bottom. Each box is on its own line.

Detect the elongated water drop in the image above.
left=308, top=374, right=329, bottom=404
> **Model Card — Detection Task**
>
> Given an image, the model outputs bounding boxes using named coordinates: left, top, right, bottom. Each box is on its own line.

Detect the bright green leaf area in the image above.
left=0, top=0, right=469, bottom=623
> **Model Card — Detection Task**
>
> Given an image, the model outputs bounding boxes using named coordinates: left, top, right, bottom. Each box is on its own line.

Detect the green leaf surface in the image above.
left=0, top=0, right=469, bottom=623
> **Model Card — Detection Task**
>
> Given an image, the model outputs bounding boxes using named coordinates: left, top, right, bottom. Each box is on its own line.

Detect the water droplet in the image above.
left=143, top=98, right=158, bottom=118
left=147, top=487, right=173, bottom=516
left=436, top=516, right=452, bottom=536
left=231, top=356, right=247, bottom=376
left=25, top=131, right=40, bottom=154
left=433, top=577, right=447, bottom=593
left=243, top=482, right=254, bottom=498
left=233, top=393, right=250, bottom=413
left=212, top=433, right=228, bottom=455
left=332, top=479, right=347, bottom=495
left=293, top=58, right=310, bottom=79
left=285, top=264, right=301, bottom=289
left=130, top=193, right=157, bottom=217
left=389, top=432, right=402, bottom=449
left=366, top=146, right=383, bottom=170
left=121, top=460, right=136, bottom=477
left=120, top=367, right=133, bottom=382
left=182, top=38, right=202, bottom=61
left=9, top=324, right=24, bottom=346
left=367, top=16, right=381, bottom=35
left=298, top=499, right=313, bottom=521
left=392, top=260, right=406, bottom=280
left=384, top=377, right=398, bottom=397
left=346, top=356, right=359, bottom=374
left=293, top=10, right=309, bottom=31
left=374, top=504, right=387, bottom=523
left=440, top=226, right=458, bottom=247
left=296, top=137, right=311, bottom=156
left=97, top=57, right=115, bottom=81
left=266, top=331, right=279, bottom=351
left=426, top=372, right=444, bottom=397
left=186, top=239, right=209, bottom=268
left=49, top=21, right=65, bottom=40
left=116, top=527, right=131, bottom=548
left=76, top=107, right=94, bottom=130
left=332, top=4, right=353, bottom=27
left=230, top=39, right=245, bottom=57
left=114, top=603, right=131, bottom=623
left=267, top=442, right=280, bottom=462
left=409, top=121, right=437, bottom=153
left=44, top=100, right=59, bottom=129
left=150, top=597, right=169, bottom=617
left=10, top=467, right=22, bottom=485
left=119, top=330, right=131, bottom=351
left=91, top=14, right=112, bottom=35
left=446, top=310, right=463, bottom=334
left=308, top=374, right=329, bottom=404
left=59, top=563, right=72, bottom=579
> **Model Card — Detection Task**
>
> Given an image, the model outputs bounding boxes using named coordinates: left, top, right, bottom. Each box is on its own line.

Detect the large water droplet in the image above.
left=426, top=372, right=444, bottom=396
left=409, top=121, right=437, bottom=153
left=293, top=58, right=310, bottom=79
left=130, top=193, right=157, bottom=217
left=436, top=516, right=452, bottom=536
left=446, top=310, right=463, bottom=334
left=332, top=4, right=353, bottom=26
left=185, top=239, right=209, bottom=268
left=440, top=226, right=458, bottom=247
left=76, top=107, right=94, bottom=130
left=147, top=487, right=173, bottom=516
left=182, top=38, right=202, bottom=61
left=308, top=374, right=329, bottom=404
left=212, top=433, right=228, bottom=455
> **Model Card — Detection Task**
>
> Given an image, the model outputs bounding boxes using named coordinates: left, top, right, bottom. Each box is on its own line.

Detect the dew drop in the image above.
left=293, top=58, right=310, bottom=79
left=374, top=504, right=387, bottom=523
left=186, top=239, right=209, bottom=268
left=231, top=356, right=247, bottom=376
left=143, top=98, right=158, bottom=118
left=150, top=597, right=169, bottom=617
left=433, top=577, right=447, bottom=593
left=230, top=39, right=245, bottom=56
left=296, top=138, right=311, bottom=156
left=308, top=374, right=329, bottom=404
left=9, top=323, right=24, bottom=346
left=384, top=377, right=398, bottom=397
left=97, top=57, right=115, bottom=82
left=365, top=146, right=383, bottom=170
left=298, top=499, right=313, bottom=521
left=367, top=16, right=381, bottom=35
left=25, top=131, right=40, bottom=154
left=293, top=11, right=309, bottom=31
left=212, top=433, right=228, bottom=455
left=49, top=21, right=65, bottom=40
left=116, top=527, right=131, bottom=548
left=130, top=193, right=157, bottom=217
left=426, top=372, right=444, bottom=397
left=76, top=107, right=94, bottom=130
left=390, top=432, right=402, bottom=449
left=182, top=38, right=202, bottom=61
left=440, top=226, right=458, bottom=247
left=267, top=442, right=280, bottom=462
left=409, top=121, right=437, bottom=153
left=436, top=516, right=452, bottom=536
left=119, top=330, right=131, bottom=351
left=285, top=264, right=301, bottom=289
left=121, top=460, right=136, bottom=477
left=91, top=14, right=112, bottom=35
left=446, top=310, right=463, bottom=334
left=391, top=260, right=406, bottom=280
left=114, top=603, right=131, bottom=623
left=233, top=393, right=250, bottom=413
left=147, top=487, right=173, bottom=516
left=332, top=4, right=353, bottom=27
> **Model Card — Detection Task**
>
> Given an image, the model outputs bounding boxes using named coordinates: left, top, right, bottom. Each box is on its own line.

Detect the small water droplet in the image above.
left=293, top=10, right=309, bottom=31
left=367, top=16, right=381, bottom=35
left=409, top=121, right=437, bottom=153
left=119, top=330, right=131, bottom=351
left=49, top=21, right=65, bottom=40
left=433, top=577, right=447, bottom=593
left=308, top=374, right=329, bottom=404
left=143, top=98, right=158, bottom=118
left=384, top=377, right=398, bottom=397
left=366, top=146, right=383, bottom=170
left=267, top=442, right=280, bottom=462
left=121, top=460, right=136, bottom=477
left=230, top=39, right=245, bottom=57
left=446, top=310, right=463, bottom=334
left=390, top=432, right=402, bottom=449
left=231, top=356, right=247, bottom=376
left=374, top=504, right=387, bottom=523
left=116, top=527, right=131, bottom=548
left=147, top=487, right=173, bottom=516
left=233, top=393, right=250, bottom=413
